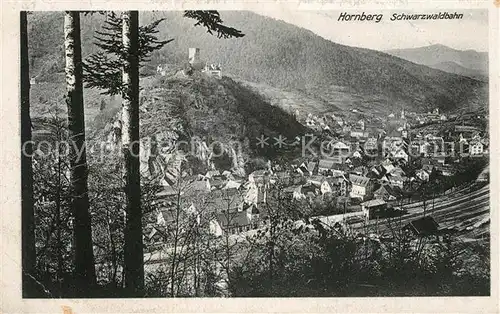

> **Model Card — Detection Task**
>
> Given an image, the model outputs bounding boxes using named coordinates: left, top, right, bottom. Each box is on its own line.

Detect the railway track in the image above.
left=354, top=185, right=490, bottom=236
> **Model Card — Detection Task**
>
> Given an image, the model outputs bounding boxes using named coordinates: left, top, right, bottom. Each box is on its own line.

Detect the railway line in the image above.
left=353, top=184, right=490, bottom=237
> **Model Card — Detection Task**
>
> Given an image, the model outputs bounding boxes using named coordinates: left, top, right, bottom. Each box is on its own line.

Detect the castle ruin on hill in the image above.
left=157, top=48, right=222, bottom=79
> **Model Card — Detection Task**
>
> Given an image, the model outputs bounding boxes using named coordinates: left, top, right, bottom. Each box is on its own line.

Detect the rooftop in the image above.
left=361, top=199, right=386, bottom=208
left=350, top=174, right=371, bottom=187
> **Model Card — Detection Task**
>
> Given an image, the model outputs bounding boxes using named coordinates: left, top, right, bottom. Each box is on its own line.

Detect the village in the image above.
left=143, top=90, right=489, bottom=249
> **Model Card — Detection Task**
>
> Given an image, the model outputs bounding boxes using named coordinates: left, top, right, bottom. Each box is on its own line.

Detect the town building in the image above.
left=469, top=141, right=484, bottom=156
left=360, top=199, right=387, bottom=220
left=374, top=185, right=401, bottom=201
left=349, top=174, right=373, bottom=200
left=416, top=169, right=430, bottom=181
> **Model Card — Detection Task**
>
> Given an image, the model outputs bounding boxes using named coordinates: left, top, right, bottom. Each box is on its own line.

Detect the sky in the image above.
left=253, top=9, right=488, bottom=52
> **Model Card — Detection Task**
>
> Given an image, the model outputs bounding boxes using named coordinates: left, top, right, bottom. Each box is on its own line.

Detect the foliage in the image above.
left=183, top=11, right=244, bottom=39
left=83, top=12, right=173, bottom=95
left=229, top=224, right=490, bottom=297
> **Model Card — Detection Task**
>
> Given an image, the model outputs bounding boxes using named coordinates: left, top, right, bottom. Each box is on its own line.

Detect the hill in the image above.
left=27, top=11, right=487, bottom=116
left=427, top=61, right=487, bottom=82
left=89, top=73, right=307, bottom=177
left=386, top=44, right=488, bottom=81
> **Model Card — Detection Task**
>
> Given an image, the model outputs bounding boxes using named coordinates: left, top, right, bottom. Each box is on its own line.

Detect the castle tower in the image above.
left=188, top=48, right=200, bottom=65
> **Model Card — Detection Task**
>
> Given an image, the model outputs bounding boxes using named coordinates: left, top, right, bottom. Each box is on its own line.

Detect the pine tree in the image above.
left=84, top=10, right=244, bottom=295
left=83, top=12, right=173, bottom=95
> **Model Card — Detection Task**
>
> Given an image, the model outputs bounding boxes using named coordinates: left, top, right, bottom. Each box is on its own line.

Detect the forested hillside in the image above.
left=28, top=11, right=487, bottom=114
left=386, top=44, right=488, bottom=81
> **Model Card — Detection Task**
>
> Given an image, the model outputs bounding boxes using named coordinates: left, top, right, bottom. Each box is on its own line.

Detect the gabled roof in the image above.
left=375, top=184, right=402, bottom=198
left=205, top=170, right=221, bottom=178
left=349, top=174, right=371, bottom=187
left=207, top=189, right=244, bottom=211
left=209, top=176, right=227, bottom=189
left=250, top=170, right=270, bottom=177
left=307, top=161, right=317, bottom=173
left=185, top=180, right=211, bottom=194
left=309, top=174, right=327, bottom=181
left=283, top=185, right=302, bottom=193
left=223, top=180, right=242, bottom=190
left=329, top=141, right=350, bottom=150
left=318, top=159, right=336, bottom=169
left=390, top=166, right=406, bottom=176
left=389, top=174, right=406, bottom=182
left=217, top=211, right=251, bottom=229
left=416, top=168, right=429, bottom=175
left=361, top=199, right=386, bottom=208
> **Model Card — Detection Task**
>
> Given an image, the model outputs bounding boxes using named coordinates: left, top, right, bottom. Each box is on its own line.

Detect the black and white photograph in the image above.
left=17, top=8, right=491, bottom=300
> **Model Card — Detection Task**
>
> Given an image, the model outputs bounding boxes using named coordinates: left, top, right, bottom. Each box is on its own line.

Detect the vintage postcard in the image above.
left=1, top=0, right=498, bottom=313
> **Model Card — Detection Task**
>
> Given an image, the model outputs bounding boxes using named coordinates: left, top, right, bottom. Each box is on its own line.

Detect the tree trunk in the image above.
left=21, top=11, right=37, bottom=296
left=121, top=11, right=144, bottom=296
left=64, top=11, right=96, bottom=292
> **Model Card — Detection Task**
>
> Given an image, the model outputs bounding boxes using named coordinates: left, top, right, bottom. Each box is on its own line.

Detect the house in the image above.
left=318, top=158, right=342, bottom=174
left=244, top=181, right=267, bottom=205
left=403, top=216, right=440, bottom=237
left=416, top=169, right=430, bottom=181
left=202, top=63, right=223, bottom=79
left=379, top=174, right=391, bottom=185
left=307, top=176, right=332, bottom=195
left=433, top=155, right=447, bottom=165
left=352, top=150, right=363, bottom=159
left=331, top=114, right=344, bottom=126
left=328, top=174, right=350, bottom=196
left=248, top=170, right=271, bottom=185
left=391, top=148, right=409, bottom=162
left=420, top=141, right=432, bottom=156
left=360, top=199, right=387, bottom=220
left=349, top=174, right=373, bottom=200
left=296, top=163, right=310, bottom=176
left=388, top=174, right=406, bottom=188
left=350, top=129, right=368, bottom=138
left=458, top=133, right=468, bottom=144
left=435, top=165, right=454, bottom=177
left=283, top=185, right=306, bottom=200
left=209, top=175, right=227, bottom=190
left=211, top=210, right=253, bottom=236
left=389, top=166, right=406, bottom=177
left=374, top=185, right=402, bottom=201
left=206, top=188, right=245, bottom=213
left=205, top=170, right=221, bottom=179
left=185, top=179, right=211, bottom=195
left=223, top=179, right=242, bottom=190
left=307, top=161, right=317, bottom=175
left=300, top=183, right=319, bottom=199
left=221, top=170, right=234, bottom=179
left=381, top=159, right=395, bottom=173
left=368, top=166, right=384, bottom=179
left=364, top=137, right=378, bottom=152
left=157, top=203, right=199, bottom=227
left=469, top=141, right=484, bottom=156
left=328, top=140, right=351, bottom=155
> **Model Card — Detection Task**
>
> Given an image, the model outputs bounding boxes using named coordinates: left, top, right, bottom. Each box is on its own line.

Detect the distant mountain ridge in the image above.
left=386, top=44, right=488, bottom=81
left=28, top=12, right=488, bottom=114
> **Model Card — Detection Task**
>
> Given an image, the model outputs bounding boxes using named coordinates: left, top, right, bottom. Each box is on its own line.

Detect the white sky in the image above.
left=253, top=9, right=488, bottom=52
